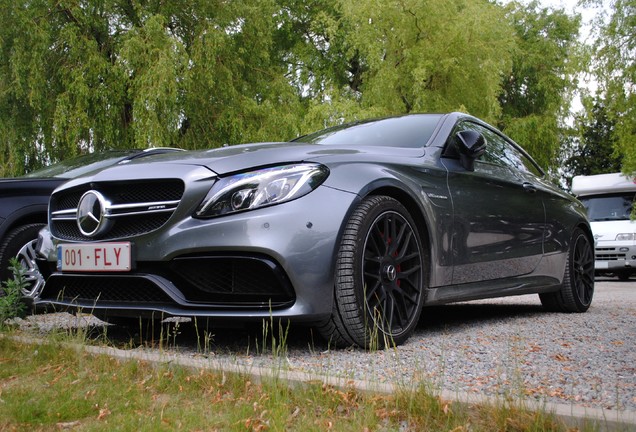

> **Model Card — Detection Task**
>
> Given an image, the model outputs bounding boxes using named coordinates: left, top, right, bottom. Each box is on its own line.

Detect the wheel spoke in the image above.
left=382, top=216, right=391, bottom=255
left=15, top=239, right=45, bottom=297
left=369, top=225, right=385, bottom=256
left=390, top=222, right=408, bottom=256
left=365, top=279, right=384, bottom=305
left=393, top=283, right=419, bottom=305
left=385, top=295, right=396, bottom=330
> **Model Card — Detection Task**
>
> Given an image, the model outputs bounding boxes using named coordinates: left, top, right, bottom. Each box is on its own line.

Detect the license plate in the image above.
left=57, top=242, right=132, bottom=272
left=595, top=261, right=609, bottom=269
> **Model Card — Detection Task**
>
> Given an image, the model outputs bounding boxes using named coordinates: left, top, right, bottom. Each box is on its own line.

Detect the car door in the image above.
left=441, top=121, right=546, bottom=285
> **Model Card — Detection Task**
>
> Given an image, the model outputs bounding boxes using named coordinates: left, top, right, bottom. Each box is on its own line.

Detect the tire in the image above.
left=0, top=223, right=46, bottom=297
left=540, top=228, right=594, bottom=312
left=319, top=196, right=426, bottom=349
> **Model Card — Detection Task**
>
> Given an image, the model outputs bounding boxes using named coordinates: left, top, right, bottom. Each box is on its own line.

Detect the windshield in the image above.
left=293, top=114, right=443, bottom=148
left=580, top=193, right=635, bottom=222
left=21, top=150, right=139, bottom=179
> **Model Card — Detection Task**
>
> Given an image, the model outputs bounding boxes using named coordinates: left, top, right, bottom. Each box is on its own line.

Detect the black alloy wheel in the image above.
left=540, top=228, right=594, bottom=312
left=0, top=223, right=46, bottom=297
left=323, top=195, right=426, bottom=348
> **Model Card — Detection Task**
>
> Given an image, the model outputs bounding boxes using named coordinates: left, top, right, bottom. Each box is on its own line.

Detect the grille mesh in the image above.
left=40, top=275, right=174, bottom=304
left=166, top=256, right=294, bottom=302
left=53, top=213, right=172, bottom=241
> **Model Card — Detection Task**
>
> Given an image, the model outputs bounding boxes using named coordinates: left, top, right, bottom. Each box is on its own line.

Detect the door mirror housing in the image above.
left=456, top=130, right=486, bottom=171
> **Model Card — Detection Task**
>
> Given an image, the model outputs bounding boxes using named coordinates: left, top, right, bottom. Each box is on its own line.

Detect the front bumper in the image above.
left=594, top=242, right=636, bottom=274
left=35, top=184, right=359, bottom=322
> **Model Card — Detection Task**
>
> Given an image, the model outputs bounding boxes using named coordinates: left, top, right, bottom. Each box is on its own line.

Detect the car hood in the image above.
left=591, top=219, right=636, bottom=242
left=124, top=141, right=425, bottom=175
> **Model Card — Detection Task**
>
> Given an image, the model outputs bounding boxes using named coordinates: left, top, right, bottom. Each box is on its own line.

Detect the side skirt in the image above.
left=424, top=275, right=561, bottom=306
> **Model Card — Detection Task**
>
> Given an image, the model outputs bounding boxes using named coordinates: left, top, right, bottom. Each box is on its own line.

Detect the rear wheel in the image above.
left=320, top=196, right=426, bottom=349
left=540, top=228, right=594, bottom=312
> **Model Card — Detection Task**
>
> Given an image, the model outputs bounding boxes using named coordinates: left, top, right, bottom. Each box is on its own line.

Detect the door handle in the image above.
left=522, top=182, right=537, bottom=193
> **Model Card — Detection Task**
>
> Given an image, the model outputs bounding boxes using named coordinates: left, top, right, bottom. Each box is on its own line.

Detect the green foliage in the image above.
left=561, top=100, right=622, bottom=187
left=338, top=0, right=514, bottom=121
left=498, top=1, right=583, bottom=169
left=591, top=0, right=636, bottom=176
left=0, top=259, right=27, bottom=323
left=0, top=0, right=585, bottom=175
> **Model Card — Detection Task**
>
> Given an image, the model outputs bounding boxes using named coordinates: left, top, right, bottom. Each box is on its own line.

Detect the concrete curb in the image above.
left=6, top=334, right=634, bottom=431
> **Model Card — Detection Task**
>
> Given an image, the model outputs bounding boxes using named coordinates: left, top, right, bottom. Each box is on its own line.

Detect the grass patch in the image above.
left=0, top=335, right=593, bottom=431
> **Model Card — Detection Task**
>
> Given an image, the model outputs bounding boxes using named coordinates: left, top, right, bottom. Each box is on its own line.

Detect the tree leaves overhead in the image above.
left=498, top=0, right=582, bottom=170
left=591, top=0, right=636, bottom=176
left=0, top=0, right=583, bottom=176
left=337, top=0, right=514, bottom=121
left=559, top=100, right=622, bottom=188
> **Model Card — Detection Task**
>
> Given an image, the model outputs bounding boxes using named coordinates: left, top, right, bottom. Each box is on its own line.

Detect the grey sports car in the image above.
left=34, top=113, right=594, bottom=348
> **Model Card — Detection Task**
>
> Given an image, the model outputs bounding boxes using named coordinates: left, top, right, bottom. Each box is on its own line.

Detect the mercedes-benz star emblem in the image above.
left=77, top=190, right=109, bottom=237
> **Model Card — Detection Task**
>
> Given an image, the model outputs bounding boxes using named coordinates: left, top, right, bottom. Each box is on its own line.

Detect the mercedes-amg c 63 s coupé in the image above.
left=33, top=113, right=595, bottom=348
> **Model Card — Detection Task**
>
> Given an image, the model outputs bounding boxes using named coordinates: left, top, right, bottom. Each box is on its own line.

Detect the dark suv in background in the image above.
left=0, top=148, right=182, bottom=296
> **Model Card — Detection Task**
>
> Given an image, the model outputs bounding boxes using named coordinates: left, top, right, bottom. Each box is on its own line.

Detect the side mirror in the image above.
left=456, top=130, right=486, bottom=171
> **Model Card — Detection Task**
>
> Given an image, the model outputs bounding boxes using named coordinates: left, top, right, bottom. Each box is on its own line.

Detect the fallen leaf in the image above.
left=97, top=408, right=111, bottom=420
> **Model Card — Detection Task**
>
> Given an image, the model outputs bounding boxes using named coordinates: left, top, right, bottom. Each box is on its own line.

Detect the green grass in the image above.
left=0, top=333, right=595, bottom=432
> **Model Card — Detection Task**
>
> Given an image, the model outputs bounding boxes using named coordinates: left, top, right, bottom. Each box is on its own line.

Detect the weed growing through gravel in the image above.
left=0, top=259, right=27, bottom=325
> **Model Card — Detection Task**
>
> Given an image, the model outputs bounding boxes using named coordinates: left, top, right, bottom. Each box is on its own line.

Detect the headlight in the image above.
left=615, top=233, right=635, bottom=241
left=195, top=163, right=329, bottom=218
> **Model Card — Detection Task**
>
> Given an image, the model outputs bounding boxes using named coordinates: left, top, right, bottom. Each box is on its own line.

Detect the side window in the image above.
left=457, top=122, right=543, bottom=177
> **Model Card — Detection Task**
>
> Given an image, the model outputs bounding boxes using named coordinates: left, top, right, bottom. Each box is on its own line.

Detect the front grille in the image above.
left=40, top=275, right=174, bottom=304
left=596, top=254, right=626, bottom=261
left=50, top=180, right=184, bottom=211
left=595, top=247, right=625, bottom=261
left=50, top=179, right=184, bottom=241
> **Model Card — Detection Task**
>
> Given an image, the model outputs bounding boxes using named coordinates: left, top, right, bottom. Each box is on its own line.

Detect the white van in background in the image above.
left=572, top=172, right=636, bottom=280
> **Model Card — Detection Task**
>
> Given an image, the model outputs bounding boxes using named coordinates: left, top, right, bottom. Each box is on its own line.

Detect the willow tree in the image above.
left=0, top=0, right=583, bottom=176
left=289, top=0, right=516, bottom=129
left=0, top=0, right=307, bottom=175
left=497, top=1, right=583, bottom=170
left=591, top=0, right=636, bottom=175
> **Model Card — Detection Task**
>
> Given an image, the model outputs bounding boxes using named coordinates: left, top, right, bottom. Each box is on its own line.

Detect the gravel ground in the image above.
left=11, top=279, right=636, bottom=412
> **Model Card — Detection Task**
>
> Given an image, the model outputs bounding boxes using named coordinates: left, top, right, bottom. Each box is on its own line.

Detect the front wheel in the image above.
left=320, top=196, right=426, bottom=349
left=0, top=223, right=46, bottom=298
left=540, top=228, right=594, bottom=312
